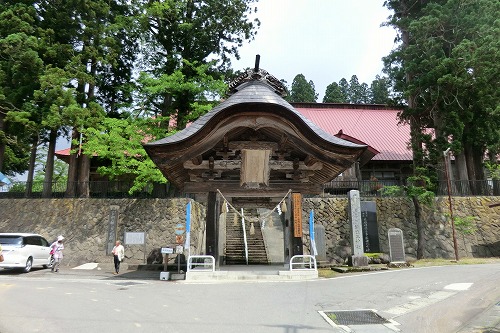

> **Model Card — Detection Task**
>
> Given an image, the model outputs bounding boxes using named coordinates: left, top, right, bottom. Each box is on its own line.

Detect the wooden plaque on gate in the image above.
left=292, top=193, right=303, bottom=237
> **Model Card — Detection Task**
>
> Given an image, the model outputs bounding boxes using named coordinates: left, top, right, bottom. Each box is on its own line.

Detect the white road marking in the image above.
left=73, top=263, right=99, bottom=270
left=444, top=283, right=473, bottom=291
left=385, top=291, right=456, bottom=315
left=385, top=283, right=474, bottom=316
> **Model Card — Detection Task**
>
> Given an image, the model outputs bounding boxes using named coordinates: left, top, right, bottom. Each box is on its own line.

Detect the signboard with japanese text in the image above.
left=360, top=201, right=380, bottom=253
left=292, top=193, right=303, bottom=237
left=161, top=247, right=174, bottom=254
left=124, top=232, right=145, bottom=245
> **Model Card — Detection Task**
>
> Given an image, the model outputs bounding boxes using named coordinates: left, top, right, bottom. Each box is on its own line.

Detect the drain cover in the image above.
left=324, top=310, right=390, bottom=325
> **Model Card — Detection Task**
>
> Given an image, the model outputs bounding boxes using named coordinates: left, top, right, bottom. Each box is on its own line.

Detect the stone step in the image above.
left=185, top=269, right=318, bottom=281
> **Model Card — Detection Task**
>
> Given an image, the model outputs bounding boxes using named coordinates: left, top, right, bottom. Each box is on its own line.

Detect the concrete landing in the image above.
left=185, top=265, right=318, bottom=282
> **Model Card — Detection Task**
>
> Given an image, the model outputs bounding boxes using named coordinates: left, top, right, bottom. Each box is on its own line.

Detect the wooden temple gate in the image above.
left=144, top=58, right=370, bottom=266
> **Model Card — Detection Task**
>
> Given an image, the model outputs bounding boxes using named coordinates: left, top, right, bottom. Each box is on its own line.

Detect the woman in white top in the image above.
left=50, top=235, right=64, bottom=272
left=111, top=240, right=125, bottom=274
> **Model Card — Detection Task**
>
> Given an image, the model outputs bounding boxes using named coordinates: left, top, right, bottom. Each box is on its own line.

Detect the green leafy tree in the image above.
left=136, top=60, right=227, bottom=124
left=323, top=82, right=348, bottom=103
left=288, top=74, right=318, bottom=103
left=0, top=1, right=43, bottom=176
left=384, top=0, right=500, bottom=190
left=370, top=75, right=390, bottom=104
left=381, top=167, right=435, bottom=259
left=338, top=78, right=349, bottom=102
left=138, top=0, right=260, bottom=129
left=453, top=215, right=477, bottom=256
left=347, top=75, right=370, bottom=104
left=82, top=116, right=170, bottom=194
left=33, top=0, right=140, bottom=197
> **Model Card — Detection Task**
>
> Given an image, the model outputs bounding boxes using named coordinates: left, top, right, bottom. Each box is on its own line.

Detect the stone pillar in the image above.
left=314, top=224, right=326, bottom=261
left=348, top=190, right=368, bottom=266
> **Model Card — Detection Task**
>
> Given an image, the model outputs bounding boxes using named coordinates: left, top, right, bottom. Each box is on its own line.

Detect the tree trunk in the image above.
left=455, top=151, right=470, bottom=195
left=412, top=196, right=425, bottom=259
left=463, top=143, right=478, bottom=194
left=472, top=147, right=487, bottom=194
left=25, top=136, right=38, bottom=197
left=42, top=129, right=57, bottom=197
left=65, top=129, right=79, bottom=197
left=0, top=115, right=6, bottom=171
left=77, top=154, right=90, bottom=197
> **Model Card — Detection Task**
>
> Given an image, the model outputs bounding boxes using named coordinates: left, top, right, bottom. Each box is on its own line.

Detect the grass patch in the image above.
left=411, top=257, right=500, bottom=267
left=318, top=268, right=339, bottom=278
left=317, top=257, right=500, bottom=278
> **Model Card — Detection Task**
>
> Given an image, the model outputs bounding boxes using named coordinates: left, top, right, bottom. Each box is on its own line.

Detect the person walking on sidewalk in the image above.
left=111, top=240, right=125, bottom=275
left=50, top=235, right=65, bottom=272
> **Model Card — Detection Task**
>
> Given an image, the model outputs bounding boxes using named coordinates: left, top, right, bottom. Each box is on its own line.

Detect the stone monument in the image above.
left=348, top=190, right=369, bottom=266
left=388, top=228, right=406, bottom=263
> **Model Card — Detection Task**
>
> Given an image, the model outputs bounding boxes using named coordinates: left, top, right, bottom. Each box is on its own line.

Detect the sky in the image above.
left=229, top=0, right=398, bottom=101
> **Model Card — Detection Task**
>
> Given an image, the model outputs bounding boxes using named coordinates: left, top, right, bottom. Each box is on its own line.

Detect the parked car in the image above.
left=0, top=233, right=52, bottom=272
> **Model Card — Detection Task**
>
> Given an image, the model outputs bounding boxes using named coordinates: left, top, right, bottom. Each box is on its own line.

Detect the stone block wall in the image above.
left=302, top=196, right=500, bottom=263
left=1, top=196, right=498, bottom=267
left=0, top=198, right=205, bottom=267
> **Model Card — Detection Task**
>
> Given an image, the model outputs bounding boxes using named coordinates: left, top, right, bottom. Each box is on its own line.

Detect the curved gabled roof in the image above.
left=144, top=75, right=368, bottom=194
left=146, top=80, right=364, bottom=150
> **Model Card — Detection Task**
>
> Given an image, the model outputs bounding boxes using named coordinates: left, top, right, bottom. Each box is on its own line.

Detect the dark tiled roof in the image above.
left=145, top=81, right=365, bottom=149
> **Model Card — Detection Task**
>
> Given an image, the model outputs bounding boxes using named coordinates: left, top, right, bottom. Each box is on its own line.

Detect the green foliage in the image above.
left=384, top=0, right=500, bottom=178
left=82, top=116, right=171, bottom=193
left=139, top=0, right=259, bottom=128
left=381, top=168, right=435, bottom=206
left=323, top=82, right=347, bottom=103
left=485, top=161, right=500, bottom=180
left=370, top=75, right=391, bottom=104
left=33, top=146, right=68, bottom=183
left=288, top=74, right=318, bottom=103
left=323, top=75, right=390, bottom=104
left=453, top=216, right=477, bottom=236
left=136, top=60, right=227, bottom=127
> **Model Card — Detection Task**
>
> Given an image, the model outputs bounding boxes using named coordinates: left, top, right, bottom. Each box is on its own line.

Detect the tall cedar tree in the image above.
left=384, top=0, right=499, bottom=192
left=138, top=0, right=260, bottom=130
left=0, top=1, right=41, bottom=177
left=288, top=74, right=318, bottom=103
left=35, top=0, right=139, bottom=197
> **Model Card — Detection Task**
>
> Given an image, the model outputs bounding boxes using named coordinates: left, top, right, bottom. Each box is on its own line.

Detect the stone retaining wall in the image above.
left=0, top=198, right=205, bottom=267
left=1, top=196, right=498, bottom=267
left=302, top=196, right=500, bottom=263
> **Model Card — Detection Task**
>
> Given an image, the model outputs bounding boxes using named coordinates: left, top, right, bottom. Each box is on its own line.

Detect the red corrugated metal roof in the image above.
left=56, top=105, right=412, bottom=162
left=294, top=104, right=412, bottom=161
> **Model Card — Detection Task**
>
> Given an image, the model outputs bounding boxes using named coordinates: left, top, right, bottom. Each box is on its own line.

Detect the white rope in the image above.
left=216, top=189, right=292, bottom=224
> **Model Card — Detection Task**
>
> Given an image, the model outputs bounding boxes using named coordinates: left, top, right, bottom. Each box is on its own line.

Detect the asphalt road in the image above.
left=0, top=264, right=499, bottom=333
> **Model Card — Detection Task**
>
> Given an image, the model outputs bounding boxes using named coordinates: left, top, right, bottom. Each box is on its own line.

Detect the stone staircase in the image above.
left=225, top=209, right=269, bottom=265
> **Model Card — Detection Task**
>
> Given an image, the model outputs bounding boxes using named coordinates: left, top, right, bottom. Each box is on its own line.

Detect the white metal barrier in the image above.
left=187, top=255, right=216, bottom=272
left=289, top=255, right=317, bottom=271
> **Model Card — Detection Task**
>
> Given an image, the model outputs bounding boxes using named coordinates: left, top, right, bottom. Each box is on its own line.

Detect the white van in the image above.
left=0, top=233, right=52, bottom=272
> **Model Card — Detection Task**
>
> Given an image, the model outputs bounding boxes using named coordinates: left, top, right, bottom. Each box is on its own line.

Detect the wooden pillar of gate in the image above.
left=206, top=191, right=220, bottom=266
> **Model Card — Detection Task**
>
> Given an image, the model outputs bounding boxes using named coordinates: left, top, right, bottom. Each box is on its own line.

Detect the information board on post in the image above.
left=124, top=232, right=145, bottom=245
left=124, top=231, right=146, bottom=264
